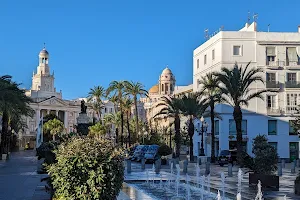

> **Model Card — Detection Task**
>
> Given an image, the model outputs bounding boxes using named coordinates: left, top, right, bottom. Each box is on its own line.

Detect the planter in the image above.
left=2, top=154, right=7, bottom=160
left=249, top=173, right=279, bottom=191
left=295, top=181, right=300, bottom=195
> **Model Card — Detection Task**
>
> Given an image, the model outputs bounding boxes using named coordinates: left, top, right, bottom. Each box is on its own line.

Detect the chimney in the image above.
left=298, top=25, right=300, bottom=33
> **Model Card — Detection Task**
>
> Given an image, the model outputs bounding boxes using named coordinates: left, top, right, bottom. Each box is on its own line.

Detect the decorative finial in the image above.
left=166, top=64, right=168, bottom=68
left=253, top=13, right=258, bottom=22
left=43, top=42, right=46, bottom=49
left=204, top=29, right=209, bottom=40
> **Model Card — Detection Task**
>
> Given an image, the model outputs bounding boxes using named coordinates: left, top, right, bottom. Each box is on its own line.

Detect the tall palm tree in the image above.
left=199, top=73, right=223, bottom=163
left=0, top=75, right=33, bottom=155
left=155, top=96, right=184, bottom=157
left=122, top=97, right=133, bottom=146
left=215, top=62, right=270, bottom=163
left=87, top=86, right=105, bottom=121
left=180, top=93, right=208, bottom=162
left=103, top=112, right=121, bottom=144
left=124, top=81, right=148, bottom=137
left=106, top=81, right=125, bottom=145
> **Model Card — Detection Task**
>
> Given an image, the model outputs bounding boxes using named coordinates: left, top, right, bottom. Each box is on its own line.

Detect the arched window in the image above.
left=161, top=84, right=164, bottom=91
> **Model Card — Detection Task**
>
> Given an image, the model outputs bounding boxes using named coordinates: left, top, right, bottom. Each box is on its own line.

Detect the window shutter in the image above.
left=266, top=47, right=275, bottom=56
left=287, top=47, right=298, bottom=62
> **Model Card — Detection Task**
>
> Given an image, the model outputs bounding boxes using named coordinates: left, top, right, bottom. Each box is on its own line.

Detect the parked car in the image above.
left=218, top=149, right=237, bottom=166
left=144, top=145, right=160, bottom=163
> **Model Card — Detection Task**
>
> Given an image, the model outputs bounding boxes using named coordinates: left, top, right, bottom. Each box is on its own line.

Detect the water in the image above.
left=186, top=175, right=191, bottom=200
left=237, top=168, right=243, bottom=196
left=196, top=163, right=200, bottom=186
left=237, top=192, right=241, bottom=200
left=207, top=174, right=211, bottom=195
left=221, top=172, right=225, bottom=199
left=176, top=164, right=180, bottom=197
left=255, top=180, right=263, bottom=200
left=216, top=190, right=221, bottom=200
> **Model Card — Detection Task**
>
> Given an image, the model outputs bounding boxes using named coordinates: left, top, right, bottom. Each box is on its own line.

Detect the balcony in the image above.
left=286, top=61, right=300, bottom=69
left=267, top=108, right=283, bottom=116
left=285, top=81, right=300, bottom=89
left=285, top=106, right=299, bottom=115
left=267, top=61, right=285, bottom=69
left=266, top=81, right=280, bottom=89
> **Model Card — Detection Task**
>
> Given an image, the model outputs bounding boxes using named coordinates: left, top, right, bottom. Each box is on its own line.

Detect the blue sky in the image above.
left=0, top=0, right=299, bottom=99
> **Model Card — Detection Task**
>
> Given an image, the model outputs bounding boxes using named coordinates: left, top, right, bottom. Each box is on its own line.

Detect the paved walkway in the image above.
left=0, top=150, right=49, bottom=200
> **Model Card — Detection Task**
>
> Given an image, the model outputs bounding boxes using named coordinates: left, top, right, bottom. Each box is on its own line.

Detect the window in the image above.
left=286, top=94, right=297, bottom=106
left=233, top=46, right=241, bottom=56
left=266, top=73, right=276, bottom=82
left=161, top=84, right=164, bottom=91
left=212, top=49, right=215, bottom=60
left=170, top=84, right=173, bottom=91
left=268, top=142, right=278, bottom=152
left=287, top=47, right=298, bottom=65
left=204, top=55, right=207, bottom=65
left=287, top=73, right=297, bottom=82
left=165, top=83, right=169, bottom=92
left=229, top=119, right=247, bottom=135
left=289, top=120, right=297, bottom=135
left=268, top=120, right=277, bottom=135
left=267, top=95, right=276, bottom=108
left=266, top=47, right=276, bottom=65
left=214, top=120, right=219, bottom=135
left=110, top=108, right=113, bottom=113
left=31, top=124, right=34, bottom=132
left=197, top=59, right=199, bottom=68
left=104, top=108, right=107, bottom=113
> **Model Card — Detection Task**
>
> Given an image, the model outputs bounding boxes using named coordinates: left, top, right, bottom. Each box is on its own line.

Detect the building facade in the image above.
left=193, top=22, right=300, bottom=160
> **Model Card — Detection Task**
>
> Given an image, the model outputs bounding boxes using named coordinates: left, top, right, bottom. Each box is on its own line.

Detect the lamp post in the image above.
left=199, top=116, right=208, bottom=156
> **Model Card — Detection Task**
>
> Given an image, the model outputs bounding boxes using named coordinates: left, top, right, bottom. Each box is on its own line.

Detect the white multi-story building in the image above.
left=193, top=22, right=300, bottom=161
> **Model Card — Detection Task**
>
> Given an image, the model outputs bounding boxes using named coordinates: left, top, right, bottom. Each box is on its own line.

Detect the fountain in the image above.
left=237, top=168, right=243, bottom=196
left=196, top=164, right=200, bottom=186
left=152, top=164, right=155, bottom=187
left=255, top=180, right=263, bottom=200
left=186, top=175, right=191, bottom=200
left=201, top=175, right=205, bottom=200
left=221, top=172, right=225, bottom=199
left=175, top=164, right=180, bottom=197
left=283, top=195, right=287, bottom=200
left=237, top=192, right=241, bottom=200
left=216, top=190, right=221, bottom=200
left=207, top=174, right=211, bottom=195
left=146, top=169, right=149, bottom=185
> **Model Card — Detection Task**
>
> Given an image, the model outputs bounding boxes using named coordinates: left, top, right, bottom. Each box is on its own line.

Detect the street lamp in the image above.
left=199, top=116, right=208, bottom=156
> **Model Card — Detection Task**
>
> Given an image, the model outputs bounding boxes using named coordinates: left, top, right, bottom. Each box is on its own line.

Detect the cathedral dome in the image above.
left=161, top=67, right=172, bottom=75
left=149, top=84, right=159, bottom=94
left=160, top=67, right=174, bottom=81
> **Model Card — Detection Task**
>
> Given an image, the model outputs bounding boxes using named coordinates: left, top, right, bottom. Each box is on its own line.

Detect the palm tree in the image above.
left=155, top=96, right=184, bottom=157
left=43, top=118, right=64, bottom=141
left=124, top=81, right=148, bottom=137
left=0, top=75, right=33, bottom=155
left=87, top=86, right=105, bottom=121
left=215, top=62, right=270, bottom=163
left=103, top=112, right=121, bottom=144
left=106, top=81, right=125, bottom=145
left=199, top=73, right=223, bottom=163
left=122, top=97, right=133, bottom=146
left=88, top=122, right=107, bottom=139
left=180, top=93, right=208, bottom=162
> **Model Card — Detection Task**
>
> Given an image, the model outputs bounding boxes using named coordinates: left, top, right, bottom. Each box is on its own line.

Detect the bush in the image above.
left=48, top=137, right=124, bottom=200
left=36, top=141, right=59, bottom=165
left=252, top=135, right=278, bottom=175
left=158, top=144, right=172, bottom=157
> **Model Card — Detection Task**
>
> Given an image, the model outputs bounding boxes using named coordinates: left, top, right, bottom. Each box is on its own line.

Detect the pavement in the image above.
left=0, top=150, right=49, bottom=200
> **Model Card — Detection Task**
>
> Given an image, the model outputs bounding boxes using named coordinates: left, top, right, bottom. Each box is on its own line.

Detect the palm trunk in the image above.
left=1, top=108, right=9, bottom=155
left=120, top=111, right=124, bottom=146
left=174, top=114, right=181, bottom=158
left=210, top=104, right=216, bottom=163
left=126, top=112, right=131, bottom=147
left=134, top=96, right=139, bottom=139
left=233, top=105, right=243, bottom=164
left=188, top=117, right=195, bottom=162
left=115, top=127, right=119, bottom=144
left=169, top=126, right=172, bottom=150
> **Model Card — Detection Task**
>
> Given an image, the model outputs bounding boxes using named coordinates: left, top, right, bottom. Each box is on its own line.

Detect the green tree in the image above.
left=103, top=112, right=121, bottom=144
left=155, top=96, right=184, bottom=157
left=43, top=118, right=64, bottom=141
left=87, top=86, right=105, bottom=122
left=106, top=81, right=125, bottom=145
left=124, top=81, right=148, bottom=137
left=89, top=122, right=107, bottom=139
left=0, top=75, right=33, bottom=155
left=199, top=72, right=223, bottom=163
left=215, top=62, right=270, bottom=163
left=180, top=93, right=207, bottom=162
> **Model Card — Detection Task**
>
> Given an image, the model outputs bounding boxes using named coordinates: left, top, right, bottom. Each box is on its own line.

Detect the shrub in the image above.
left=252, top=135, right=278, bottom=175
left=158, top=144, right=172, bottom=157
left=48, top=137, right=124, bottom=200
left=36, top=141, right=59, bottom=165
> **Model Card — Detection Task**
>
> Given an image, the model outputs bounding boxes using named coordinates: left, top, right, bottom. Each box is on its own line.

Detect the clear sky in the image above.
left=0, top=0, right=299, bottom=99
